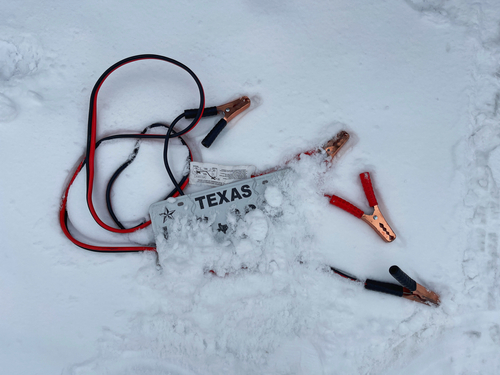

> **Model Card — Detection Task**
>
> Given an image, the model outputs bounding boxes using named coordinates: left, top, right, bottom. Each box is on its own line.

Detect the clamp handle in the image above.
left=201, top=118, right=228, bottom=148
left=360, top=172, right=378, bottom=207
left=327, top=195, right=364, bottom=218
left=365, top=279, right=404, bottom=297
left=389, top=265, right=417, bottom=291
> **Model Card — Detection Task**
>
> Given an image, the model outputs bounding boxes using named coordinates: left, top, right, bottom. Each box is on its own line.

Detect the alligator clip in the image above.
left=322, top=130, right=350, bottom=159
left=365, top=266, right=440, bottom=306
left=326, top=172, right=396, bottom=242
left=297, top=130, right=350, bottom=163
left=302, top=131, right=350, bottom=159
left=183, top=96, right=251, bottom=148
left=203, top=96, right=250, bottom=148
left=216, top=96, right=251, bottom=123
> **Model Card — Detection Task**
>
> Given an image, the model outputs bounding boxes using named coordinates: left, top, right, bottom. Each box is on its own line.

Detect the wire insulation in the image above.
left=59, top=55, right=205, bottom=252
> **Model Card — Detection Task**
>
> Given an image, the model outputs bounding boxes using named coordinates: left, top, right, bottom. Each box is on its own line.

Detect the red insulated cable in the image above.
left=60, top=159, right=157, bottom=252
left=85, top=56, right=204, bottom=234
left=59, top=55, right=205, bottom=252
left=59, top=157, right=190, bottom=252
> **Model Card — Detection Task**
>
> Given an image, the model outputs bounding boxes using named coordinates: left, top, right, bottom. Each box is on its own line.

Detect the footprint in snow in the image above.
left=0, top=36, right=41, bottom=81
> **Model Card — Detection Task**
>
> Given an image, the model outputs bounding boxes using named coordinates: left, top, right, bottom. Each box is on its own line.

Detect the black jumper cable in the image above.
left=59, top=54, right=249, bottom=253
left=59, top=55, right=440, bottom=307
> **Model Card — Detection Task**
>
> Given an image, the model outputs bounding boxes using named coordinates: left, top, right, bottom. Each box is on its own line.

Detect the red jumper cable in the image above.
left=59, top=54, right=250, bottom=253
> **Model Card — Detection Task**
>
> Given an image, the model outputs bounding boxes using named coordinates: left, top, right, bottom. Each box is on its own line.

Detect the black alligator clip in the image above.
left=185, top=96, right=251, bottom=148
left=365, top=266, right=441, bottom=306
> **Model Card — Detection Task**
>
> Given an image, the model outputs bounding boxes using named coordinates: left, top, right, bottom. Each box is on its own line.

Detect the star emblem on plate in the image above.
left=160, top=208, right=175, bottom=223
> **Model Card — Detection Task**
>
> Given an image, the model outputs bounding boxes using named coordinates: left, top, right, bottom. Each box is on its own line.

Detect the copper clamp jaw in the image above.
left=390, top=266, right=440, bottom=306
left=402, top=283, right=441, bottom=306
left=361, top=205, right=396, bottom=242
left=322, top=131, right=350, bottom=159
left=327, top=172, right=396, bottom=242
left=216, top=96, right=251, bottom=123
left=201, top=96, right=251, bottom=148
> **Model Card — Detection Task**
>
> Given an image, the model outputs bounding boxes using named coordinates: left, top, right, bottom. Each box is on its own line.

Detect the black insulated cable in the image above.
left=104, top=123, right=190, bottom=230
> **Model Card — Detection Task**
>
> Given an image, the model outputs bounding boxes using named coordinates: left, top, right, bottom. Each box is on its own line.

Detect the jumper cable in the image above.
left=59, top=55, right=250, bottom=253
left=106, top=97, right=251, bottom=230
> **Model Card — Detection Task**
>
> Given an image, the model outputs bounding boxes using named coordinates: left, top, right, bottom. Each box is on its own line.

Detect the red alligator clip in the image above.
left=326, top=172, right=396, bottom=242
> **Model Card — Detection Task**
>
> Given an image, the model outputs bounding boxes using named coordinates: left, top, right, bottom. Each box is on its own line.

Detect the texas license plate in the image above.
left=149, top=169, right=290, bottom=241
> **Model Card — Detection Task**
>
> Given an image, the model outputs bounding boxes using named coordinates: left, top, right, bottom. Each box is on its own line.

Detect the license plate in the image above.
left=149, top=169, right=291, bottom=241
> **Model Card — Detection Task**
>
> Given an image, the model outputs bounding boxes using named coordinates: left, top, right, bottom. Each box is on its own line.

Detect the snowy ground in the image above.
left=2, top=0, right=500, bottom=374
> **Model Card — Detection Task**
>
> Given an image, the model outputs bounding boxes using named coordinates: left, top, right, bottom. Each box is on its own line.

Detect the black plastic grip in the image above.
left=201, top=118, right=228, bottom=148
left=364, top=279, right=404, bottom=297
left=389, top=266, right=417, bottom=291
left=184, top=106, right=219, bottom=119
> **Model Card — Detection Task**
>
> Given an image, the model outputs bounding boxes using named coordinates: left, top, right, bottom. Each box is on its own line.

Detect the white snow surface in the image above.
left=2, top=0, right=500, bottom=373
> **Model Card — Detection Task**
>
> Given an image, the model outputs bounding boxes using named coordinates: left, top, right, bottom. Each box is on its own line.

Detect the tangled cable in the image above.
left=60, top=54, right=205, bottom=252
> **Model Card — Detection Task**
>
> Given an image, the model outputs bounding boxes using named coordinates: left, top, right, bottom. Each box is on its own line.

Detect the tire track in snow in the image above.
left=463, top=4, right=500, bottom=313
left=378, top=2, right=500, bottom=373
left=406, top=0, right=500, bottom=320
left=446, top=0, right=500, bottom=371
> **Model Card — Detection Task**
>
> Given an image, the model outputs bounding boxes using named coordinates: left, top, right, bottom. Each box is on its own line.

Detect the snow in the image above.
left=2, top=0, right=500, bottom=373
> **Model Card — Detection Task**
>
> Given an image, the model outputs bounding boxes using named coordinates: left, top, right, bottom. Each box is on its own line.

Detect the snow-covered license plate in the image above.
left=149, top=169, right=290, bottom=241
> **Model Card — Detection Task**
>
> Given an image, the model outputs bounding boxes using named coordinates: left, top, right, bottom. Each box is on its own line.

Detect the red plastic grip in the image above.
left=359, top=172, right=378, bottom=207
left=328, top=195, right=364, bottom=218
